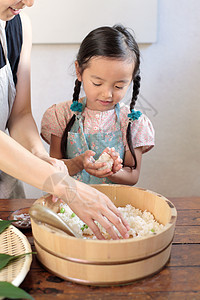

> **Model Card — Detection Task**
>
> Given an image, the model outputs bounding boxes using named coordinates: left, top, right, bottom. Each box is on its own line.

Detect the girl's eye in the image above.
left=92, top=82, right=101, bottom=86
left=115, top=86, right=124, bottom=90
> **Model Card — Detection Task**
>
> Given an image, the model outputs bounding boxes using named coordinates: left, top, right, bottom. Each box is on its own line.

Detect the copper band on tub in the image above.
left=33, top=236, right=174, bottom=266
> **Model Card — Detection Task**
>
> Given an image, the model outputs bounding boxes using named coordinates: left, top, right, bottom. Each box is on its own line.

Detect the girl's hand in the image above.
left=103, top=147, right=123, bottom=173
left=83, top=150, right=113, bottom=178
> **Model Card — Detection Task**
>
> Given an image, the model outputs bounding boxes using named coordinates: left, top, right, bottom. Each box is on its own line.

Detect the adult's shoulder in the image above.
left=19, top=12, right=32, bottom=51
left=20, top=11, right=31, bottom=30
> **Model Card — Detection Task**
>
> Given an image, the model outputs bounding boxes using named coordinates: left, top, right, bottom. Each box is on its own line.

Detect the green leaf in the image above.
left=0, top=281, right=34, bottom=299
left=0, top=220, right=18, bottom=234
left=0, top=252, right=36, bottom=270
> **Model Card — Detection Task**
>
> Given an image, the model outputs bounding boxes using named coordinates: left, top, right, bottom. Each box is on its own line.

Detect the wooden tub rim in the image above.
left=31, top=185, right=177, bottom=244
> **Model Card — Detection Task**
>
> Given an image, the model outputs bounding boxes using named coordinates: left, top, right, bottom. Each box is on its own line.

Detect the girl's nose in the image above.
left=102, top=87, right=113, bottom=99
left=22, top=0, right=34, bottom=7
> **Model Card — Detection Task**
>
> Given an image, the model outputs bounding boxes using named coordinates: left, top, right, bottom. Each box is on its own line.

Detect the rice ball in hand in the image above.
left=95, top=152, right=114, bottom=171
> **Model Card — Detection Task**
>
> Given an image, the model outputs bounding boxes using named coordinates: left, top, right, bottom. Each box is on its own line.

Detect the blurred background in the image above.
left=24, top=0, right=200, bottom=198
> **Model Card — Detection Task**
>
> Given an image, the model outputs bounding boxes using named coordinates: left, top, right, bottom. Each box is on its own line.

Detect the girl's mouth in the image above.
left=98, top=100, right=112, bottom=106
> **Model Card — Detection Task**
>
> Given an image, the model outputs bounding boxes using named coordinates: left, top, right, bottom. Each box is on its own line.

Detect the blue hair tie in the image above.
left=128, top=109, right=142, bottom=121
left=70, top=101, right=83, bottom=112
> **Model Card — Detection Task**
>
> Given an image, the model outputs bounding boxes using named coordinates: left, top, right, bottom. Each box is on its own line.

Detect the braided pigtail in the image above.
left=61, top=79, right=81, bottom=158
left=126, top=74, right=141, bottom=169
left=60, top=24, right=141, bottom=164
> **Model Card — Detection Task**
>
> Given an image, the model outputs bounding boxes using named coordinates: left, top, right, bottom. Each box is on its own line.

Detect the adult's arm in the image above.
left=0, top=130, right=129, bottom=240
left=7, top=13, right=49, bottom=160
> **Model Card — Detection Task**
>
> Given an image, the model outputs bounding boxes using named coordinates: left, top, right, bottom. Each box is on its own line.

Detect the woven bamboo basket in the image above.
left=0, top=223, right=32, bottom=286
left=30, top=185, right=177, bottom=286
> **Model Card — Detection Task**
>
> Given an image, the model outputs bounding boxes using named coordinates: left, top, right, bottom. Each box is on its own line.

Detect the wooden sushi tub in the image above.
left=30, top=185, right=177, bottom=286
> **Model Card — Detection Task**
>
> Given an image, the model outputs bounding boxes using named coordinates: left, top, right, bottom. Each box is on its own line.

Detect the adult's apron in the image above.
left=0, top=18, right=25, bottom=198
left=67, top=98, right=125, bottom=184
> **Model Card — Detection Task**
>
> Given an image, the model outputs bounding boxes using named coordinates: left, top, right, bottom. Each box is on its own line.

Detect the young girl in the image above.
left=41, top=25, right=155, bottom=185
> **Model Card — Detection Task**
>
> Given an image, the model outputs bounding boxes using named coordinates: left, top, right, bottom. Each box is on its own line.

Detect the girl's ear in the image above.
left=75, top=61, right=82, bottom=81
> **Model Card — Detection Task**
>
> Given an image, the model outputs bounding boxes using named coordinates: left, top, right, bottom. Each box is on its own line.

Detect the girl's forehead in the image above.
left=89, top=56, right=134, bottom=66
left=86, top=56, right=135, bottom=79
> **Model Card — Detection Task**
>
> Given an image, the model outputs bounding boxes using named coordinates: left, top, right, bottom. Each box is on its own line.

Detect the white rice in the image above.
left=58, top=203, right=165, bottom=239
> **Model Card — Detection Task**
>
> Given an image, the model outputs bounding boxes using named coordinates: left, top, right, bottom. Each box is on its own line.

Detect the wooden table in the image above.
left=0, top=197, right=200, bottom=299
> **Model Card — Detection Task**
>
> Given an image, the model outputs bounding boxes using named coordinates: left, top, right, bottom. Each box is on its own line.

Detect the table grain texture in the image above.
left=0, top=197, right=199, bottom=300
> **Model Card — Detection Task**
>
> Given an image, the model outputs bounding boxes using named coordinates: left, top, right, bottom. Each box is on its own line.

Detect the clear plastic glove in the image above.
left=50, top=174, right=130, bottom=240
left=35, top=152, right=69, bottom=203
left=35, top=152, right=68, bottom=174
left=71, top=180, right=130, bottom=240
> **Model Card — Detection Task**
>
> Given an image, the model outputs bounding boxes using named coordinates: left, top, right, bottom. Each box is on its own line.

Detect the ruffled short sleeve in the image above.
left=41, top=100, right=73, bottom=144
left=120, top=105, right=155, bottom=154
left=129, top=114, right=155, bottom=153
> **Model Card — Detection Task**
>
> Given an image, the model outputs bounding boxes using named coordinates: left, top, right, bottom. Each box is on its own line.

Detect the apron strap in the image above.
left=115, top=103, right=121, bottom=130
left=0, top=20, right=16, bottom=115
left=0, top=20, right=7, bottom=58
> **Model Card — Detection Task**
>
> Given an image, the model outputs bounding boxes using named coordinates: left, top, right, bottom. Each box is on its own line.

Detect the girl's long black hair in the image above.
left=61, top=24, right=141, bottom=168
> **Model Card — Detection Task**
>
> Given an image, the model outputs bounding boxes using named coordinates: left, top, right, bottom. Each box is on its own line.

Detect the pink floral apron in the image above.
left=67, top=99, right=124, bottom=184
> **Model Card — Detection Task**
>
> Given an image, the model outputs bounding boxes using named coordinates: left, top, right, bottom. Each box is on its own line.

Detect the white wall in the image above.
left=24, top=0, right=200, bottom=198
left=26, top=0, right=158, bottom=44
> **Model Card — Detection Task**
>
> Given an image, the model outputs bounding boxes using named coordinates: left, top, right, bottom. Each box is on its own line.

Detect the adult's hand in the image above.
left=56, top=176, right=130, bottom=240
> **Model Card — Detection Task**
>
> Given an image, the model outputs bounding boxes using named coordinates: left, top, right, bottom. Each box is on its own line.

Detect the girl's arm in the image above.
left=50, top=134, right=85, bottom=175
left=107, top=147, right=143, bottom=185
